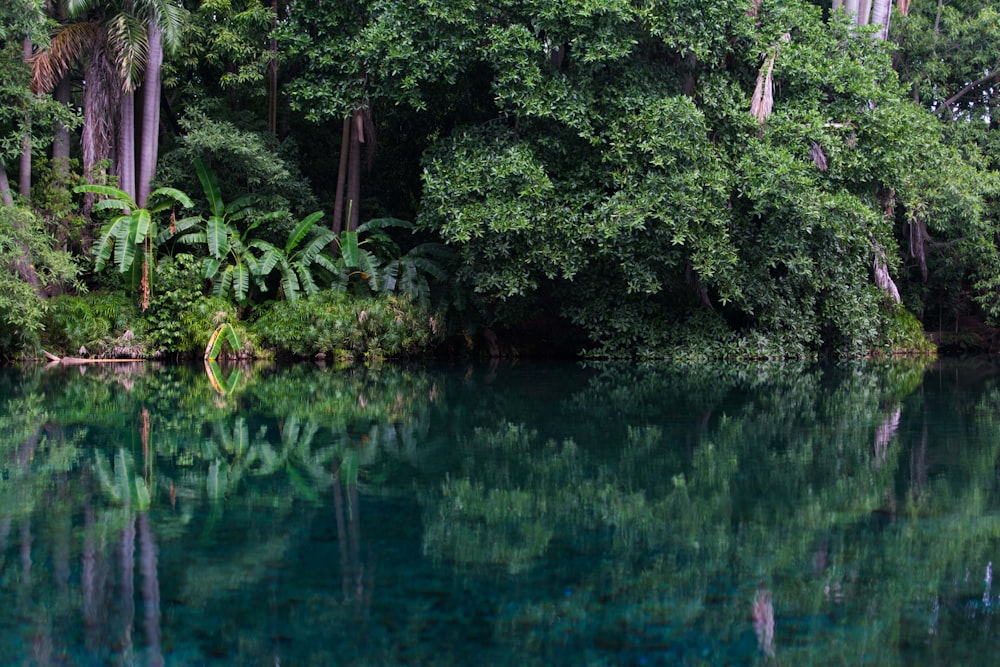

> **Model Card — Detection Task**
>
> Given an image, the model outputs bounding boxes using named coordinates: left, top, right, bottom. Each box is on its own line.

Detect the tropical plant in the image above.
left=176, top=158, right=337, bottom=304
left=76, top=182, right=194, bottom=309
left=335, top=217, right=450, bottom=307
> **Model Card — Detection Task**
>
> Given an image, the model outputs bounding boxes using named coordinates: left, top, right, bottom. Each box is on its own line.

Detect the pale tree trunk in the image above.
left=20, top=38, right=33, bottom=200
left=0, top=162, right=12, bottom=206
left=346, top=109, right=363, bottom=232
left=858, top=0, right=873, bottom=26
left=137, top=23, right=163, bottom=208
left=844, top=0, right=861, bottom=19
left=268, top=0, right=278, bottom=136
left=332, top=116, right=350, bottom=235
left=118, top=93, right=136, bottom=201
left=52, top=76, right=71, bottom=177
left=871, top=0, right=892, bottom=41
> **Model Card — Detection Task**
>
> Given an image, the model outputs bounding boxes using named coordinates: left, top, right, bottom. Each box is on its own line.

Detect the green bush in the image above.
left=252, top=290, right=442, bottom=361
left=0, top=206, right=80, bottom=359
left=41, top=293, right=139, bottom=356
left=142, top=253, right=255, bottom=356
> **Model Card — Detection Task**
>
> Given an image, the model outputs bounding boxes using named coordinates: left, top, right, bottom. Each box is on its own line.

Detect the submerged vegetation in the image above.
left=2, top=0, right=1000, bottom=360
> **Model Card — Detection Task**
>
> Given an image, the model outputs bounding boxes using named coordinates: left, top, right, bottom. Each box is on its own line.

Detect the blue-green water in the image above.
left=1, top=358, right=1000, bottom=665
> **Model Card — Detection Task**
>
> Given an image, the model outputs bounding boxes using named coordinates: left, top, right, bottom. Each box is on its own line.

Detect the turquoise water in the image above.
left=1, top=358, right=999, bottom=665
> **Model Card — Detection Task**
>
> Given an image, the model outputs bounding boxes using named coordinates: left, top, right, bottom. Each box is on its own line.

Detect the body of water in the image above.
left=0, top=357, right=998, bottom=665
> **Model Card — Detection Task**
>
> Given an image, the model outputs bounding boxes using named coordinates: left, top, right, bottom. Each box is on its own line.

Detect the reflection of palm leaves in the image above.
left=94, top=448, right=150, bottom=510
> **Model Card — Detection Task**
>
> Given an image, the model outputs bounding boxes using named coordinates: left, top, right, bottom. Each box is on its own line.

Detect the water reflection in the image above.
left=1, top=358, right=1000, bottom=664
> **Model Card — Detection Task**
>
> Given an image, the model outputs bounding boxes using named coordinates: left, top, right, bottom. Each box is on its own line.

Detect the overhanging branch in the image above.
left=935, top=65, right=1000, bottom=115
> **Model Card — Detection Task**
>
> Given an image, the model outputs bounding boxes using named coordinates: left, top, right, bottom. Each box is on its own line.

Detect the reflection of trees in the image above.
left=419, top=358, right=1000, bottom=665
left=6, top=357, right=1000, bottom=664
left=0, top=361, right=440, bottom=664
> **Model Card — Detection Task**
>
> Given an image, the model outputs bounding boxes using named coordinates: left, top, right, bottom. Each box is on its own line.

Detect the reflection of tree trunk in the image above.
left=874, top=406, right=901, bottom=464
left=752, top=587, right=775, bottom=657
left=118, top=514, right=136, bottom=662
left=140, top=512, right=164, bottom=667
left=55, top=478, right=72, bottom=595
left=20, top=518, right=32, bottom=592
left=333, top=470, right=350, bottom=600
left=910, top=424, right=928, bottom=502
left=83, top=503, right=109, bottom=654
left=349, top=481, right=364, bottom=603
left=0, top=514, right=10, bottom=552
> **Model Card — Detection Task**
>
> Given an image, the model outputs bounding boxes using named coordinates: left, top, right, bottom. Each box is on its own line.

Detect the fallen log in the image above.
left=42, top=350, right=145, bottom=365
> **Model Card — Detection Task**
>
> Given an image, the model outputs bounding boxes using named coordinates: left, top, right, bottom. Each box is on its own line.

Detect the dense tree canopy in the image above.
left=1, top=0, right=999, bottom=360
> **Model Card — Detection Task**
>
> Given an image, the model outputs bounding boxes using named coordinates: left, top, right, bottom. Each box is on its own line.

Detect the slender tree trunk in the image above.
left=118, top=93, right=136, bottom=201
left=268, top=0, right=278, bottom=136
left=20, top=38, right=33, bottom=200
left=346, top=109, right=363, bottom=232
left=52, top=76, right=71, bottom=178
left=0, top=162, right=13, bottom=206
left=138, top=23, right=163, bottom=208
left=871, top=0, right=892, bottom=40
left=844, top=0, right=861, bottom=19
left=332, top=116, right=350, bottom=235
left=858, top=0, right=873, bottom=26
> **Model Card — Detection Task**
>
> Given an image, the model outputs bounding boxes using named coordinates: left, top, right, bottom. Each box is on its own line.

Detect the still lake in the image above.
left=1, top=357, right=999, bottom=665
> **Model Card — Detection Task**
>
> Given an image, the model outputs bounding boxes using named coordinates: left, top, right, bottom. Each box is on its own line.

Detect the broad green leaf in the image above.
left=340, top=230, right=360, bottom=267
left=206, top=216, right=228, bottom=259
left=194, top=158, right=225, bottom=218
left=286, top=211, right=326, bottom=253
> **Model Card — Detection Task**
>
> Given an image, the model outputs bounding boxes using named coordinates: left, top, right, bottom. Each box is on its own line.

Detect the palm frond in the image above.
left=31, top=21, right=102, bottom=94
left=107, top=12, right=149, bottom=93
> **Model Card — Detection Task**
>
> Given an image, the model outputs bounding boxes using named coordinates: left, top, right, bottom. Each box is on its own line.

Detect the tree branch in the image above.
left=935, top=65, right=1000, bottom=115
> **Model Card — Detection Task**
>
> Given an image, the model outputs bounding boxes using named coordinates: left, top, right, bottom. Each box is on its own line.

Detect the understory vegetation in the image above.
left=2, top=0, right=999, bottom=361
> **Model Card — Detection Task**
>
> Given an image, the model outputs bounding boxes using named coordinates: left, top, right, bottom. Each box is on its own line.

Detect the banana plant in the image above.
left=178, top=160, right=337, bottom=304
left=335, top=217, right=450, bottom=306
left=76, top=183, right=195, bottom=309
left=249, top=210, right=339, bottom=301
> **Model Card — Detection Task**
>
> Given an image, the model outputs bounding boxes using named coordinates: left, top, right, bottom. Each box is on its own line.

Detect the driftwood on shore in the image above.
left=42, top=350, right=145, bottom=365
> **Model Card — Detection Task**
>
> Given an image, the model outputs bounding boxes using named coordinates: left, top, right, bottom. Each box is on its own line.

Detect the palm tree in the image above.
left=32, top=0, right=185, bottom=208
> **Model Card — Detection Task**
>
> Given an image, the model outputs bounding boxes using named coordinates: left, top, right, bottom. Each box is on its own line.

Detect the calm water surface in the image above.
left=1, top=358, right=999, bottom=665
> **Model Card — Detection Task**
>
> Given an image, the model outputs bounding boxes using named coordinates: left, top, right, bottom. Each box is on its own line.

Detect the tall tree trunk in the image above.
left=858, top=0, right=873, bottom=25
left=137, top=23, right=163, bottom=208
left=332, top=116, right=350, bottom=235
left=0, top=162, right=13, bottom=207
left=346, top=109, right=363, bottom=232
left=81, top=41, right=119, bottom=198
left=268, top=0, right=278, bottom=136
left=20, top=38, right=33, bottom=200
left=871, top=0, right=892, bottom=40
left=118, top=93, right=136, bottom=201
left=52, top=76, right=71, bottom=178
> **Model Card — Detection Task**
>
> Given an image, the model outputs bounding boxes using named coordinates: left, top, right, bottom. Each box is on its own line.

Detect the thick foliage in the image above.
left=412, top=1, right=982, bottom=357
left=252, top=290, right=442, bottom=361
left=0, top=206, right=79, bottom=358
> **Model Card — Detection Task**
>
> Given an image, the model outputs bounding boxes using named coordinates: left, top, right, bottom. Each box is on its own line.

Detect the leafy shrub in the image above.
left=0, top=206, right=80, bottom=359
left=252, top=291, right=442, bottom=361
left=141, top=253, right=255, bottom=356
left=41, top=293, right=138, bottom=356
